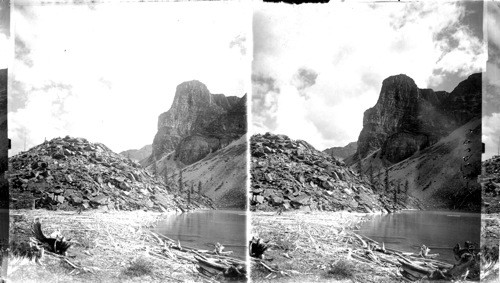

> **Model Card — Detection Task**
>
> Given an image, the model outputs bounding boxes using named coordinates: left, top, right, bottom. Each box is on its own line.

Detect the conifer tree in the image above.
left=368, top=163, right=375, bottom=191
left=179, top=169, right=184, bottom=192
left=152, top=158, right=157, bottom=176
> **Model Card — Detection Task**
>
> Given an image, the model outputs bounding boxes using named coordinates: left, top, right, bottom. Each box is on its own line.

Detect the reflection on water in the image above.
left=154, top=210, right=247, bottom=260
left=359, top=210, right=480, bottom=264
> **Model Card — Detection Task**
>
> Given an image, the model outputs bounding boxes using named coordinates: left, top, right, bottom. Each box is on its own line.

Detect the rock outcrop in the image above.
left=8, top=136, right=213, bottom=211
left=355, top=73, right=481, bottom=164
left=150, top=81, right=246, bottom=166
left=119, top=144, right=152, bottom=162
left=250, top=133, right=418, bottom=213
left=323, top=142, right=357, bottom=160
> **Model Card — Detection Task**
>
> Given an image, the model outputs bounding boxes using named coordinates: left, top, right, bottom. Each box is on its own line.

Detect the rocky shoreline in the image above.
left=6, top=209, right=231, bottom=283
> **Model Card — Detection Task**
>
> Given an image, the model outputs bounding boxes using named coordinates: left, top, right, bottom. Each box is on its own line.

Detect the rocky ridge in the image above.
left=250, top=133, right=416, bottom=212
left=150, top=80, right=246, bottom=166
left=354, top=73, right=481, bottom=164
left=8, top=136, right=212, bottom=211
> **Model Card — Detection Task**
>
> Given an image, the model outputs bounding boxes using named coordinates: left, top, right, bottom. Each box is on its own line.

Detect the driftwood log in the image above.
left=347, top=232, right=480, bottom=282
left=148, top=230, right=247, bottom=281
left=32, top=219, right=73, bottom=256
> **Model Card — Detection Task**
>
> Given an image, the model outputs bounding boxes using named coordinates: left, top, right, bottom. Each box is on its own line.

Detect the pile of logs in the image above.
left=348, top=233, right=480, bottom=281
left=148, top=231, right=247, bottom=282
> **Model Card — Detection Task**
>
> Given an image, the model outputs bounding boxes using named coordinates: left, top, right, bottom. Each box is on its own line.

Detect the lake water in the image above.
left=358, top=210, right=481, bottom=264
left=154, top=210, right=247, bottom=260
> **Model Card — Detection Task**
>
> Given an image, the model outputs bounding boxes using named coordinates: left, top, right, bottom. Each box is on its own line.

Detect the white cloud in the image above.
left=252, top=2, right=484, bottom=150
left=487, top=2, right=500, bottom=52
left=9, top=2, right=251, bottom=156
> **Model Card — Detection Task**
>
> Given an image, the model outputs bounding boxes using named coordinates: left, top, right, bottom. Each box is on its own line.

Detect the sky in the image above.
left=9, top=1, right=251, bottom=156
left=252, top=1, right=485, bottom=151
left=483, top=1, right=500, bottom=160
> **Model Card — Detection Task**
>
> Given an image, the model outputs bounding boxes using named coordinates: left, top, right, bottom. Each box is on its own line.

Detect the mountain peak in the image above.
left=176, top=80, right=207, bottom=90
left=383, top=74, right=414, bottom=83
left=152, top=81, right=246, bottom=165
left=355, top=73, right=481, bottom=163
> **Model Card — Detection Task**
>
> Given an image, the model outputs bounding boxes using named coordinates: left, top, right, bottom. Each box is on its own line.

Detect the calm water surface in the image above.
left=359, top=210, right=480, bottom=264
left=154, top=210, right=247, bottom=260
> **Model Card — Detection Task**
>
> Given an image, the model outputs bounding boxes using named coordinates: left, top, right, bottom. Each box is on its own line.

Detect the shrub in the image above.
left=123, top=258, right=154, bottom=277
left=326, top=259, right=356, bottom=280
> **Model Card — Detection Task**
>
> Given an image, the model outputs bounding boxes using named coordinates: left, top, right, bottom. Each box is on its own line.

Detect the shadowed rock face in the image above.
left=355, top=73, right=481, bottom=164
left=151, top=80, right=246, bottom=165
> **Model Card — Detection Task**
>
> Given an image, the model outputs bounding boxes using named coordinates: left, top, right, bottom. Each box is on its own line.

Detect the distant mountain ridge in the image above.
left=119, top=144, right=152, bottom=162
left=323, top=142, right=357, bottom=160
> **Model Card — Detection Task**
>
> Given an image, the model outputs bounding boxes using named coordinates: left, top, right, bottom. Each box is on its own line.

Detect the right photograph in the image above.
left=250, top=2, right=485, bottom=282
left=481, top=1, right=500, bottom=283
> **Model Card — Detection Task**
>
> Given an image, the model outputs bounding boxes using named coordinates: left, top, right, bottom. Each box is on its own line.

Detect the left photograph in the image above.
left=6, top=1, right=249, bottom=282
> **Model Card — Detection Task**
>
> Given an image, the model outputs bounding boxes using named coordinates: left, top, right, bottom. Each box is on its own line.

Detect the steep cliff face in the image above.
left=355, top=73, right=481, bottom=164
left=151, top=81, right=246, bottom=165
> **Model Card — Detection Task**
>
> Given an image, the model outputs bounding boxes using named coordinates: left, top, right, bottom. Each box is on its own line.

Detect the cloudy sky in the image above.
left=9, top=1, right=250, bottom=156
left=483, top=1, right=500, bottom=160
left=252, top=1, right=485, bottom=151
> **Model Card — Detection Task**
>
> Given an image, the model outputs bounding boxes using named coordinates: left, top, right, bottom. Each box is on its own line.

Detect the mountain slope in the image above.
left=346, top=73, right=481, bottom=211
left=179, top=135, right=247, bottom=209
left=8, top=136, right=212, bottom=211
left=367, top=118, right=481, bottom=211
left=250, top=133, right=417, bottom=213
